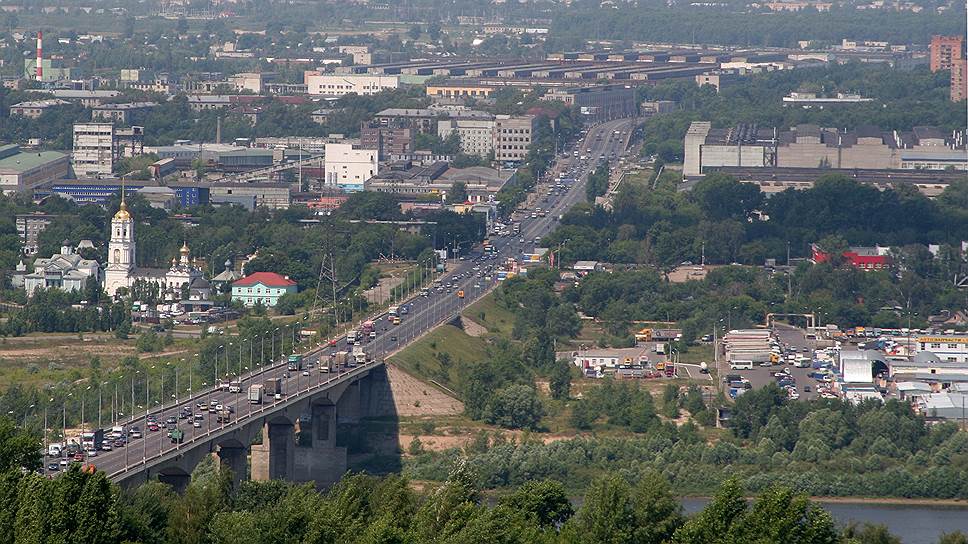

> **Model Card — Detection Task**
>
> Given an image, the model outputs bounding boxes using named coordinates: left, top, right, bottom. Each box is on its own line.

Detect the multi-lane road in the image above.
left=61, top=116, right=640, bottom=480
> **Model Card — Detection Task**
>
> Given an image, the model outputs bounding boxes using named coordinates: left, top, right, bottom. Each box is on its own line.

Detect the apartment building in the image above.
left=493, top=115, right=536, bottom=163
left=72, top=123, right=116, bottom=176
left=930, top=35, right=965, bottom=73
left=438, top=117, right=496, bottom=157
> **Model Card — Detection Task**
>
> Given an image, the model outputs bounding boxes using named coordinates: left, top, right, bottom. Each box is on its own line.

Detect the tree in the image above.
left=407, top=25, right=422, bottom=40
left=565, top=474, right=636, bottom=544
left=0, top=416, right=40, bottom=472
left=672, top=479, right=747, bottom=544
left=549, top=360, right=572, bottom=400
left=497, top=479, right=574, bottom=527
left=690, top=174, right=764, bottom=221
left=632, top=470, right=685, bottom=544
left=483, top=384, right=545, bottom=430
left=547, top=303, right=581, bottom=337
left=448, top=182, right=468, bottom=203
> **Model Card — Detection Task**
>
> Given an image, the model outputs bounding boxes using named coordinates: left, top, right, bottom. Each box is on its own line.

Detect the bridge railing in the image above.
left=107, top=359, right=380, bottom=481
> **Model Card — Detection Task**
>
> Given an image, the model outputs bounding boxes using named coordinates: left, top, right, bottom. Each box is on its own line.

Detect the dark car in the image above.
left=47, top=463, right=60, bottom=471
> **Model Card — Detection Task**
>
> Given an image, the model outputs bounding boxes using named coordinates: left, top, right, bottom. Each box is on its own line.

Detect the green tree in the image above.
left=549, top=360, right=572, bottom=400
left=448, top=181, right=468, bottom=203
left=497, top=479, right=574, bottom=527
left=0, top=417, right=40, bottom=472
left=565, top=474, right=635, bottom=544
left=484, top=384, right=545, bottom=431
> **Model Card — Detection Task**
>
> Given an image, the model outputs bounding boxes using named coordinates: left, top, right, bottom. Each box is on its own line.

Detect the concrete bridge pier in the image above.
left=157, top=471, right=191, bottom=493
left=251, top=421, right=295, bottom=481
left=216, top=444, right=248, bottom=486
left=292, top=402, right=346, bottom=488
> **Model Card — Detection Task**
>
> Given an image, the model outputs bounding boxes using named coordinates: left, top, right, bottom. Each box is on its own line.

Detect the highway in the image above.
left=63, top=116, right=640, bottom=481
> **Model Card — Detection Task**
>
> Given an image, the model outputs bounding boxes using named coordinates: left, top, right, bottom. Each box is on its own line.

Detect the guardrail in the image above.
left=107, top=359, right=379, bottom=481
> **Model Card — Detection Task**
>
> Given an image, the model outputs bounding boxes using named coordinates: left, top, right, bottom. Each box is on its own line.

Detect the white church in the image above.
left=103, top=198, right=205, bottom=298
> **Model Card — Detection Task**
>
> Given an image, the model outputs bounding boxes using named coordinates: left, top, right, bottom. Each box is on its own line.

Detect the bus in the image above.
left=729, top=360, right=754, bottom=370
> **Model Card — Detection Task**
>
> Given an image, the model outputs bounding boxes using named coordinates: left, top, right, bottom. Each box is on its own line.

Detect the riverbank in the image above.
left=678, top=494, right=968, bottom=507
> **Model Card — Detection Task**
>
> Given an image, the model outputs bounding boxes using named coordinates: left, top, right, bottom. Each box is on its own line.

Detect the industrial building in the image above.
left=916, top=334, right=968, bottom=363
left=304, top=73, right=399, bottom=97
left=543, top=85, right=637, bottom=122
left=71, top=123, right=145, bottom=177
left=0, top=145, right=70, bottom=194
left=208, top=183, right=291, bottom=209
left=40, top=179, right=209, bottom=208
left=708, top=166, right=964, bottom=197
left=365, top=161, right=514, bottom=202
left=323, top=143, right=378, bottom=192
left=683, top=122, right=968, bottom=178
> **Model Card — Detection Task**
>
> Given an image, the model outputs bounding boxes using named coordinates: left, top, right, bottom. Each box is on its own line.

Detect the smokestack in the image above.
left=36, top=31, right=43, bottom=82
left=216, top=116, right=222, bottom=144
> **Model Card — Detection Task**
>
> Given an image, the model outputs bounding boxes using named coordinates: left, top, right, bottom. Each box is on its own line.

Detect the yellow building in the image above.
left=426, top=82, right=496, bottom=99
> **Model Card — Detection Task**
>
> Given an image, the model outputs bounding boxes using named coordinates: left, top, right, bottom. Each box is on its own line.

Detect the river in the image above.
left=679, top=497, right=968, bottom=543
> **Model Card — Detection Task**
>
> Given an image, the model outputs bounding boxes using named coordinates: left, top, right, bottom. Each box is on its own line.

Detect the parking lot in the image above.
left=730, top=362, right=821, bottom=401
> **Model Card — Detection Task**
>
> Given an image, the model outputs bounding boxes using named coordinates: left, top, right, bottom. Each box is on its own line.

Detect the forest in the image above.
left=0, top=416, right=964, bottom=544
left=548, top=4, right=965, bottom=49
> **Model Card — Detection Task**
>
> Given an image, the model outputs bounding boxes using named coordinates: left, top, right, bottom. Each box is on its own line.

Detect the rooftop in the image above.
left=0, top=145, right=68, bottom=174
left=233, top=271, right=297, bottom=288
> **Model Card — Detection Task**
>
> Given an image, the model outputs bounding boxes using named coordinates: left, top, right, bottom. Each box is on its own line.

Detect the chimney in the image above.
left=36, top=31, right=43, bottom=82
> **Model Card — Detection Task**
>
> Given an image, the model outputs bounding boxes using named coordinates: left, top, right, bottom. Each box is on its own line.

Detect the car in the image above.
left=302, top=370, right=310, bottom=376
left=390, top=335, right=397, bottom=342
left=165, top=416, right=177, bottom=425
left=113, top=439, right=126, bottom=448
left=101, top=443, right=113, bottom=452
left=85, top=448, right=98, bottom=458
left=59, top=459, right=69, bottom=467
left=804, top=385, right=812, bottom=392
left=47, top=463, right=60, bottom=471
left=193, top=420, right=202, bottom=428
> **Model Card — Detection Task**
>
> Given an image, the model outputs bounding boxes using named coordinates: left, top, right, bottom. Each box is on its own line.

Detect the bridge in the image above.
left=88, top=117, right=637, bottom=491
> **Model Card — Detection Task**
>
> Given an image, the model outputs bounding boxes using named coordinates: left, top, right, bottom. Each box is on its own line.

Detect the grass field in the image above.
left=388, top=324, right=489, bottom=392
left=462, top=293, right=516, bottom=337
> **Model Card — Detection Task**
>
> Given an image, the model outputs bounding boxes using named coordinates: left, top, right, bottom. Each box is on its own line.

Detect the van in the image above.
left=729, top=360, right=754, bottom=370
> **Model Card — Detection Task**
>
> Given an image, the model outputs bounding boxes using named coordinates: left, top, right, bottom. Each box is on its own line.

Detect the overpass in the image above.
left=89, top=117, right=639, bottom=490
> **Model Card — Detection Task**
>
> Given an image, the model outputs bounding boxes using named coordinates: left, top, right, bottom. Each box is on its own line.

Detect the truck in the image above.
left=346, top=330, right=358, bottom=345
left=248, top=384, right=264, bottom=404
left=664, top=364, right=675, bottom=378
left=699, top=362, right=709, bottom=373
left=264, top=378, right=283, bottom=399
left=169, top=428, right=184, bottom=444
left=388, top=306, right=400, bottom=317
left=228, top=381, right=242, bottom=393
left=81, top=429, right=104, bottom=451
left=654, top=343, right=666, bottom=355
left=352, top=345, right=368, bottom=365
left=287, top=354, right=303, bottom=371
left=333, top=351, right=351, bottom=369
left=48, top=443, right=64, bottom=457
left=320, top=355, right=335, bottom=373
left=361, top=320, right=375, bottom=335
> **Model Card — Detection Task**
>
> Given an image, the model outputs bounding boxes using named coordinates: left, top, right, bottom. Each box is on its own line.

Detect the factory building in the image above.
left=683, top=122, right=968, bottom=178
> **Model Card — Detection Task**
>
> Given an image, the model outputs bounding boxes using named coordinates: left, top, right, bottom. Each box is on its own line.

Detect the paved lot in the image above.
left=723, top=325, right=823, bottom=401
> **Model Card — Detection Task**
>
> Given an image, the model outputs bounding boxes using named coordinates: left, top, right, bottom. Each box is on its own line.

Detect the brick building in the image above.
left=930, top=35, right=964, bottom=73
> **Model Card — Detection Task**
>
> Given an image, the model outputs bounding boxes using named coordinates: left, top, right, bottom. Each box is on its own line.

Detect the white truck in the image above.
left=48, top=443, right=64, bottom=457
left=352, top=345, right=368, bottom=365
left=346, top=330, right=358, bottom=345
left=248, top=384, right=264, bottom=404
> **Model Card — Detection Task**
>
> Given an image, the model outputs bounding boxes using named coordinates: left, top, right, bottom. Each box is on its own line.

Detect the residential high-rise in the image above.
left=951, top=59, right=967, bottom=102
left=72, top=123, right=115, bottom=176
left=930, top=35, right=965, bottom=73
